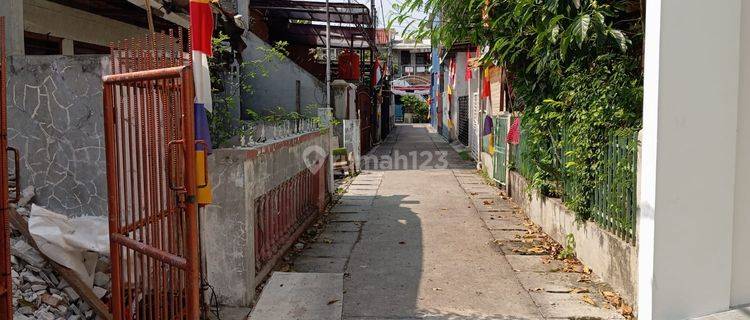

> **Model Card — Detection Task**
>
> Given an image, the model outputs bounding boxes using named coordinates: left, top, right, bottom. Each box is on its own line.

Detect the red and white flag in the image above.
left=190, top=0, right=213, bottom=113
left=190, top=0, right=214, bottom=204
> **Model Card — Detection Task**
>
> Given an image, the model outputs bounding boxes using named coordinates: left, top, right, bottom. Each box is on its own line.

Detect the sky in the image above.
left=375, top=0, right=428, bottom=31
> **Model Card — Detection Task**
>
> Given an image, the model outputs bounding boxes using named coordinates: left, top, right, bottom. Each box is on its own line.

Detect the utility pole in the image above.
left=326, top=0, right=331, bottom=110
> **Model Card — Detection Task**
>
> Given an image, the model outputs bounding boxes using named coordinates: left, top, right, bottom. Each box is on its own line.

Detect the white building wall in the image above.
left=241, top=32, right=326, bottom=115
left=732, top=0, right=750, bottom=307
left=639, top=0, right=747, bottom=318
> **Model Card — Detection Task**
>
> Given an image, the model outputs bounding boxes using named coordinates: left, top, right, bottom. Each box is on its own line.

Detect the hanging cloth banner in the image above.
left=507, top=117, right=521, bottom=145
left=190, top=0, right=214, bottom=205
left=481, top=67, right=491, bottom=99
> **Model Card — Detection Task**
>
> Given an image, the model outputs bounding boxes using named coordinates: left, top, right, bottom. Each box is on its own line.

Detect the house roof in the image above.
left=287, top=23, right=373, bottom=48
left=249, top=0, right=372, bottom=25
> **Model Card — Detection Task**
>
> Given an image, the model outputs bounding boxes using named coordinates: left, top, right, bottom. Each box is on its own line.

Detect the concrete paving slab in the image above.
left=330, top=212, right=370, bottom=222
left=496, top=240, right=549, bottom=256
left=348, top=184, right=380, bottom=189
left=325, top=222, right=362, bottom=232
left=338, top=195, right=376, bottom=202
left=303, top=242, right=356, bottom=258
left=331, top=206, right=369, bottom=213
left=337, top=199, right=374, bottom=206
left=476, top=209, right=517, bottom=222
left=530, top=292, right=625, bottom=319
left=489, top=230, right=528, bottom=242
left=214, top=306, right=251, bottom=320
left=482, top=216, right=528, bottom=231
left=345, top=190, right=378, bottom=196
left=505, top=255, right=565, bottom=273
left=250, top=272, right=343, bottom=320
left=317, top=231, right=360, bottom=244
left=293, top=257, right=348, bottom=273
left=515, top=272, right=588, bottom=292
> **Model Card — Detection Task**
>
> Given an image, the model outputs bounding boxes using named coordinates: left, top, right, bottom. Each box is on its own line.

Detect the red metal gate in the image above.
left=103, top=32, right=201, bottom=320
left=357, top=87, right=373, bottom=154
left=0, top=16, right=14, bottom=320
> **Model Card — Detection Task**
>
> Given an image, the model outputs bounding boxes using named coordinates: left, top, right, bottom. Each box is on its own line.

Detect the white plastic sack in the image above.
left=28, top=205, right=109, bottom=287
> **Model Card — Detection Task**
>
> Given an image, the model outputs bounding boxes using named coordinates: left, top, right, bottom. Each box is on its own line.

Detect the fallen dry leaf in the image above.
left=527, top=246, right=546, bottom=254
left=327, top=299, right=339, bottom=305
left=483, top=200, right=494, bottom=205
left=571, top=288, right=589, bottom=294
left=620, top=304, right=633, bottom=315
left=602, top=291, right=621, bottom=305
left=581, top=294, right=597, bottom=306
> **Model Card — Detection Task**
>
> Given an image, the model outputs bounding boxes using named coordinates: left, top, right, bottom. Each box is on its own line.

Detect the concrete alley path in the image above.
left=292, top=124, right=625, bottom=320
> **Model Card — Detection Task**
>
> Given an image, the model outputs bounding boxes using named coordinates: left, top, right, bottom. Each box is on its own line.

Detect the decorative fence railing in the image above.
left=511, top=126, right=638, bottom=243
left=239, top=118, right=320, bottom=147
left=253, top=157, right=327, bottom=281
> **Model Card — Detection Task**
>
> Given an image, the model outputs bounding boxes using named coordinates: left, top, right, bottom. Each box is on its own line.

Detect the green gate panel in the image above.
left=493, top=116, right=509, bottom=184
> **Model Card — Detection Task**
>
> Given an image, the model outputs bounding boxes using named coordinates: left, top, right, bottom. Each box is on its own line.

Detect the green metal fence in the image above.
left=511, top=127, right=638, bottom=243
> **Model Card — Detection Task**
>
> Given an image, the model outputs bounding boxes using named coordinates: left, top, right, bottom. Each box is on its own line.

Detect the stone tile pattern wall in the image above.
left=7, top=55, right=109, bottom=217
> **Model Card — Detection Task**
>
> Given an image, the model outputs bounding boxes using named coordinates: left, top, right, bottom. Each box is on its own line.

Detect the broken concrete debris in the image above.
left=9, top=187, right=112, bottom=320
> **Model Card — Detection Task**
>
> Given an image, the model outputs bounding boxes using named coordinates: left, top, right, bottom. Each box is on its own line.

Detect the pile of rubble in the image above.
left=10, top=187, right=112, bottom=320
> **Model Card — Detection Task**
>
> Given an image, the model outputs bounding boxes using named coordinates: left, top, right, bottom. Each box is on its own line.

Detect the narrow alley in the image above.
left=280, top=124, right=625, bottom=320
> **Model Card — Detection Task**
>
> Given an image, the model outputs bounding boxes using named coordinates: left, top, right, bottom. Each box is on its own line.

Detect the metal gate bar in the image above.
left=0, top=16, right=14, bottom=320
left=103, top=32, right=200, bottom=320
left=254, top=157, right=328, bottom=284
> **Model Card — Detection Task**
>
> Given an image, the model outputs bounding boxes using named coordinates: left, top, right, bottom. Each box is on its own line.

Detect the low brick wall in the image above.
left=508, top=171, right=638, bottom=306
left=200, top=130, right=333, bottom=307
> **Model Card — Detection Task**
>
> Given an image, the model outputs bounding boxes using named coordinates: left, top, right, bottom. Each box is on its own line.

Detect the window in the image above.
left=74, top=41, right=109, bottom=55
left=400, top=51, right=411, bottom=65
left=24, top=32, right=62, bottom=55
left=415, top=53, right=429, bottom=65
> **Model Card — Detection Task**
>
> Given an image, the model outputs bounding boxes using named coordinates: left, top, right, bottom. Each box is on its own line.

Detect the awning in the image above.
left=249, top=0, right=372, bottom=25
left=287, top=23, right=373, bottom=49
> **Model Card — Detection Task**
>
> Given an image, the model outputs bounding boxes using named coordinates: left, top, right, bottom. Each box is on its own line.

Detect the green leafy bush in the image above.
left=401, top=95, right=429, bottom=123
left=208, top=34, right=290, bottom=147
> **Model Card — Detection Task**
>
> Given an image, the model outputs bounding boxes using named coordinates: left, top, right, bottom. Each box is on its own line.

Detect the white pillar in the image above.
left=639, top=1, right=740, bottom=319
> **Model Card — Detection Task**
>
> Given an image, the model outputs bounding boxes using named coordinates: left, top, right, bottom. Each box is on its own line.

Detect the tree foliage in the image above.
left=392, top=0, right=644, bottom=220
left=401, top=95, right=430, bottom=123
